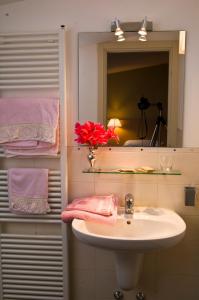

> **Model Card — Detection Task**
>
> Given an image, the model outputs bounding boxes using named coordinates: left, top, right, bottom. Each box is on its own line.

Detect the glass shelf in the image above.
left=83, top=168, right=182, bottom=175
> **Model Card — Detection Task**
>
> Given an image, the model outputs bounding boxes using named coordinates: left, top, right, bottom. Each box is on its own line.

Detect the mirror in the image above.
left=78, top=31, right=186, bottom=147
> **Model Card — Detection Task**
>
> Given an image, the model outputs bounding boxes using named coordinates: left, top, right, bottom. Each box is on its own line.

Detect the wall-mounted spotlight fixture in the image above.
left=111, top=17, right=152, bottom=42
left=117, top=34, right=125, bottom=42
left=114, top=18, right=124, bottom=36
left=113, top=18, right=125, bottom=42
left=138, top=16, right=148, bottom=42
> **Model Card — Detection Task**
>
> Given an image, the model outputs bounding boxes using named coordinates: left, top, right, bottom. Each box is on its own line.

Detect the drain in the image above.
left=136, top=291, right=146, bottom=300
left=113, top=290, right=124, bottom=299
left=127, top=220, right=131, bottom=225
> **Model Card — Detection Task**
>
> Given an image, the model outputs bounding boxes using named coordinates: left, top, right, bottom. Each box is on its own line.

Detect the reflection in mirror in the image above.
left=78, top=31, right=186, bottom=147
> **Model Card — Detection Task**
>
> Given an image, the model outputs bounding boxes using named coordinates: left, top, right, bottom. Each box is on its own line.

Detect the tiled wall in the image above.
left=68, top=146, right=199, bottom=300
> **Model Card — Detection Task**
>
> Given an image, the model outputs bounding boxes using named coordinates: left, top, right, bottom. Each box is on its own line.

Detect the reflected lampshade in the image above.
left=107, top=118, right=122, bottom=128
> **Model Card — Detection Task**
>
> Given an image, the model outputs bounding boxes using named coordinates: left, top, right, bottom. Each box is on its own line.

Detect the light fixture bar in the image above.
left=111, top=21, right=153, bottom=32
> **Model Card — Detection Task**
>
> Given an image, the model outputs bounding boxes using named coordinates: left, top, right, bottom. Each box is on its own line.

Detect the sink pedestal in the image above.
left=114, top=251, right=143, bottom=291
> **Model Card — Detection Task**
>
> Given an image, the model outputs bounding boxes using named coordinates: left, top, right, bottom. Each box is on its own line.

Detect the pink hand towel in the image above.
left=8, top=168, right=50, bottom=214
left=65, top=194, right=116, bottom=216
left=61, top=209, right=117, bottom=225
left=0, top=97, right=59, bottom=144
left=61, top=194, right=118, bottom=225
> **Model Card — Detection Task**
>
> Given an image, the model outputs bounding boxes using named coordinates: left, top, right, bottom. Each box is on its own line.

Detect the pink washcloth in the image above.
left=8, top=168, right=50, bottom=214
left=61, top=194, right=118, bottom=225
left=0, top=97, right=59, bottom=144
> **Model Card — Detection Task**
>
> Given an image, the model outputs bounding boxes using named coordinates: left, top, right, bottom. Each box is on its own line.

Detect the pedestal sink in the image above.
left=72, top=207, right=186, bottom=290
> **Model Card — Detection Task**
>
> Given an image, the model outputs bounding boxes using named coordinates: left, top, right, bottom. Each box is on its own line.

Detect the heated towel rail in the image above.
left=0, top=233, right=64, bottom=300
left=0, top=31, right=63, bottom=157
left=0, top=32, right=60, bottom=89
left=0, top=28, right=69, bottom=300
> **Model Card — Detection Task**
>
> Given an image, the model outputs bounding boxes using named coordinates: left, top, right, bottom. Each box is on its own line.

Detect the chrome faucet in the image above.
left=125, top=193, right=134, bottom=215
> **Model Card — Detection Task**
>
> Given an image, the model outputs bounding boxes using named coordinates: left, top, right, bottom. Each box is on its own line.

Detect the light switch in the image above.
left=185, top=186, right=196, bottom=206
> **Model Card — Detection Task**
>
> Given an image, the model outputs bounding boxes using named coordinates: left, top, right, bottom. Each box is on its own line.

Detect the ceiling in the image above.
left=0, top=0, right=24, bottom=5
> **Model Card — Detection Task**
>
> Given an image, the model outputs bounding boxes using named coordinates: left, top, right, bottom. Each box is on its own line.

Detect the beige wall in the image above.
left=69, top=146, right=199, bottom=300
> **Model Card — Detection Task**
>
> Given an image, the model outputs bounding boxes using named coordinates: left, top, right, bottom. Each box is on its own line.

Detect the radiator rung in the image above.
left=1, top=243, right=62, bottom=249
left=0, top=73, right=59, bottom=79
left=0, top=54, right=59, bottom=61
left=3, top=264, right=63, bottom=271
left=2, top=254, right=63, bottom=261
left=0, top=67, right=59, bottom=74
left=2, top=269, right=63, bottom=276
left=1, top=249, right=62, bottom=256
left=0, top=49, right=58, bottom=55
left=3, top=284, right=62, bottom=291
left=0, top=85, right=59, bottom=89
left=3, top=279, right=63, bottom=286
left=1, top=233, right=61, bottom=239
left=0, top=42, right=58, bottom=49
left=2, top=274, right=63, bottom=281
left=0, top=218, right=61, bottom=223
left=2, top=259, right=62, bottom=266
left=3, top=294, right=63, bottom=300
left=0, top=78, right=59, bottom=84
left=0, top=61, right=58, bottom=66
left=4, top=289, right=63, bottom=296
left=1, top=238, right=62, bottom=245
left=0, top=36, right=59, bottom=43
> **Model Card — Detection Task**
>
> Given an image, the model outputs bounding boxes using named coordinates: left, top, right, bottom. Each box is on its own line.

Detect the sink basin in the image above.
left=72, top=207, right=186, bottom=252
left=72, top=207, right=186, bottom=290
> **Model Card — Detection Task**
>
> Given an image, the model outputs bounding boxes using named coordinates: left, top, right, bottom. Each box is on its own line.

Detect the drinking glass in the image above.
left=160, top=155, right=173, bottom=172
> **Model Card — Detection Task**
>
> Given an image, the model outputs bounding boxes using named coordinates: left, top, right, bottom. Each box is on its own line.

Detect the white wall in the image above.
left=0, top=0, right=199, bottom=146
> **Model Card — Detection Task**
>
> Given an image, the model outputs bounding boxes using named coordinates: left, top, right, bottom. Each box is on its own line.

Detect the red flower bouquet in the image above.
left=75, top=121, right=119, bottom=147
left=75, top=121, right=119, bottom=170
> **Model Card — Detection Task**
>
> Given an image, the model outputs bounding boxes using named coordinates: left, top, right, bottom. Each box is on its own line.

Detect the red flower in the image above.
left=75, top=121, right=119, bottom=146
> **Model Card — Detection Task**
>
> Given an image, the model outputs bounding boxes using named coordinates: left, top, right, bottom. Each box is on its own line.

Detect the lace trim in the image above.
left=0, top=123, right=56, bottom=144
left=10, top=196, right=51, bottom=215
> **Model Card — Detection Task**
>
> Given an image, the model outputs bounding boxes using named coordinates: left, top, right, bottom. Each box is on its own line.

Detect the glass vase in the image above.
left=87, top=147, right=96, bottom=172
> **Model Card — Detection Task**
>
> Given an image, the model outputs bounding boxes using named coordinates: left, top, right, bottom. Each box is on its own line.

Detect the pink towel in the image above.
left=0, top=97, right=59, bottom=156
left=4, top=142, right=59, bottom=157
left=61, top=194, right=118, bottom=225
left=8, top=168, right=50, bottom=214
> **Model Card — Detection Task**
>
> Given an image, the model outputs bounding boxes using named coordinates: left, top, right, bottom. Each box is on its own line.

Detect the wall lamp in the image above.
left=138, top=16, right=148, bottom=41
left=113, top=18, right=125, bottom=42
left=111, top=17, right=152, bottom=42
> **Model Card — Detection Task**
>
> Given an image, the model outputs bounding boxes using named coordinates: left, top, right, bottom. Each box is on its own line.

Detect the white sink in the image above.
left=72, top=207, right=186, bottom=251
left=72, top=207, right=186, bottom=290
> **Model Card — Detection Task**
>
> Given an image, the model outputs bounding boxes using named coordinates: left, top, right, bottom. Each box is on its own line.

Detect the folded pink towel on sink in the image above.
left=61, top=194, right=118, bottom=225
